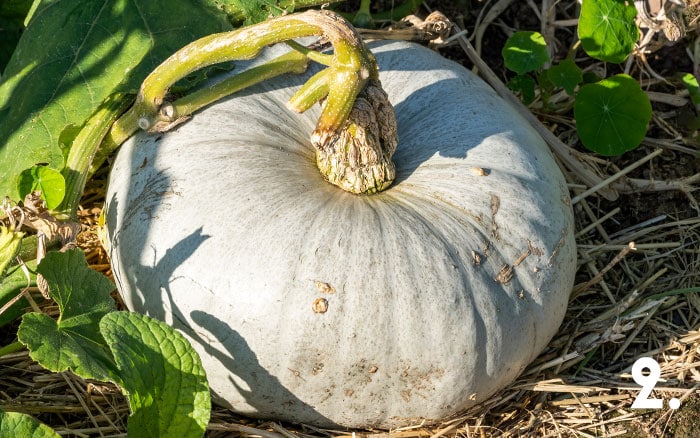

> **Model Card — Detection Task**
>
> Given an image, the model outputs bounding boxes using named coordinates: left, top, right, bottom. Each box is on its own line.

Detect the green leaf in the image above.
left=17, top=166, right=66, bottom=210
left=507, top=74, right=537, bottom=105
left=100, top=312, right=211, bottom=438
left=502, top=31, right=550, bottom=74
left=0, top=259, right=35, bottom=328
left=201, top=0, right=333, bottom=26
left=547, top=58, right=583, bottom=95
left=204, top=0, right=288, bottom=25
left=0, top=408, right=61, bottom=438
left=0, top=0, right=232, bottom=200
left=574, top=74, right=652, bottom=156
left=578, top=0, right=638, bottom=63
left=681, top=73, right=700, bottom=109
left=17, top=248, right=118, bottom=382
left=0, top=0, right=32, bottom=73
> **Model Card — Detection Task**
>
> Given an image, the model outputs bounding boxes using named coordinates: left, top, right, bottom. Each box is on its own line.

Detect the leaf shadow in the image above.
left=187, top=310, right=336, bottom=427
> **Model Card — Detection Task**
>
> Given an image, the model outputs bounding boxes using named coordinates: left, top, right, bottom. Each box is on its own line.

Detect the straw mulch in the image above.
left=2, top=0, right=700, bottom=436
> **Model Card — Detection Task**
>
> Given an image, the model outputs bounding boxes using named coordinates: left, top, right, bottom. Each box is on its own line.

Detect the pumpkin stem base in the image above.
left=313, top=79, right=398, bottom=195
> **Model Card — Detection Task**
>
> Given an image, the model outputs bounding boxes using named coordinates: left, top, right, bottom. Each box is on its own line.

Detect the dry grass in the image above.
left=3, top=0, right=700, bottom=436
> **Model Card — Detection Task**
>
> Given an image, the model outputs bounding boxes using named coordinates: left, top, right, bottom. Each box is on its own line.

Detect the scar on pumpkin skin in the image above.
left=471, top=250, right=481, bottom=265
left=547, top=229, right=569, bottom=266
left=490, top=194, right=500, bottom=240
left=527, top=239, right=544, bottom=257
left=312, top=297, right=329, bottom=313
left=513, top=248, right=531, bottom=267
left=495, top=264, right=513, bottom=284
left=314, top=280, right=335, bottom=294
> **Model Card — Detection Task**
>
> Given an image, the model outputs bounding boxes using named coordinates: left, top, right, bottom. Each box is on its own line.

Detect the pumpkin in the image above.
left=105, top=39, right=577, bottom=429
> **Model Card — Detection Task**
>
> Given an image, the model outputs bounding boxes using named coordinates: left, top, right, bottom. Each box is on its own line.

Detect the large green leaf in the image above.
left=578, top=0, right=638, bottom=63
left=0, top=0, right=232, bottom=200
left=574, top=74, right=652, bottom=156
left=0, top=1, right=32, bottom=74
left=100, top=312, right=210, bottom=438
left=17, top=248, right=118, bottom=382
left=0, top=408, right=61, bottom=438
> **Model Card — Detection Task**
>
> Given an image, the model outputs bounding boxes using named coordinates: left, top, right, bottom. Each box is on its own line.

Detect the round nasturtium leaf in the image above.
left=547, top=58, right=583, bottom=95
left=502, top=31, right=550, bottom=74
left=507, top=74, right=537, bottom=104
left=578, top=0, right=638, bottom=63
left=16, top=165, right=65, bottom=210
left=574, top=74, right=652, bottom=156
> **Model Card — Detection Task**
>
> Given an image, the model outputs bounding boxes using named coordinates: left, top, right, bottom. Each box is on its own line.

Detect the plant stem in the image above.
left=353, top=0, right=373, bottom=28
left=108, top=10, right=397, bottom=195
left=168, top=51, right=309, bottom=125
left=286, top=40, right=334, bottom=66
left=58, top=93, right=132, bottom=219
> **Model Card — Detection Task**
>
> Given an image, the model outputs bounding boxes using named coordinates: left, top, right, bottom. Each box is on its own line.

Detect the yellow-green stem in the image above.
left=108, top=10, right=395, bottom=195
left=286, top=40, right=334, bottom=66
left=165, top=51, right=310, bottom=128
left=58, top=93, right=132, bottom=219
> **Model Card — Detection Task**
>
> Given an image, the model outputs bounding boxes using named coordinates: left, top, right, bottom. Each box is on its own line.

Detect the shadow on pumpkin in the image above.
left=186, top=310, right=336, bottom=426
left=106, top=165, right=333, bottom=425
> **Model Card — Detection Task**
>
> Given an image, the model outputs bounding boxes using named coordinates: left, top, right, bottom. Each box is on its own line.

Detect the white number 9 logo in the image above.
left=631, top=357, right=663, bottom=409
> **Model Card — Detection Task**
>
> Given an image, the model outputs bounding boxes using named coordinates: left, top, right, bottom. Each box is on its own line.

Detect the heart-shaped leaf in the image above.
left=17, top=166, right=65, bottom=210
left=574, top=74, right=651, bottom=156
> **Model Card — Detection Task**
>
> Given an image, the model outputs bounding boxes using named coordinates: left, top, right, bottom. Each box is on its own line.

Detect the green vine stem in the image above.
left=109, top=9, right=398, bottom=195
left=57, top=93, right=132, bottom=218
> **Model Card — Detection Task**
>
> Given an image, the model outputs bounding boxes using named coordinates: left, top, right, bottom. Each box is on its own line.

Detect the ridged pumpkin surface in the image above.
left=105, top=41, right=576, bottom=429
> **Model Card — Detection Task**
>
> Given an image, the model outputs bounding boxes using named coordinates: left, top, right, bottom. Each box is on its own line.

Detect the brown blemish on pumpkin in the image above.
left=470, top=166, right=489, bottom=176
left=513, top=248, right=531, bottom=267
left=288, top=368, right=306, bottom=381
left=398, top=363, right=445, bottom=398
left=471, top=250, right=482, bottom=265
left=547, top=229, right=568, bottom=266
left=314, top=280, right=336, bottom=294
left=495, top=264, right=513, bottom=284
left=527, top=239, right=544, bottom=257
left=312, top=297, right=329, bottom=313
left=490, top=194, right=500, bottom=240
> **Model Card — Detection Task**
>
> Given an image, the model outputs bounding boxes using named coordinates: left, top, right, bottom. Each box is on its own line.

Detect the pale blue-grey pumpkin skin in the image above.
left=105, top=40, right=576, bottom=429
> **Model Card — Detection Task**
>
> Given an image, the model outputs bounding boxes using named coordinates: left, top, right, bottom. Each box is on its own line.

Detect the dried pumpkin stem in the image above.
left=107, top=9, right=397, bottom=195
